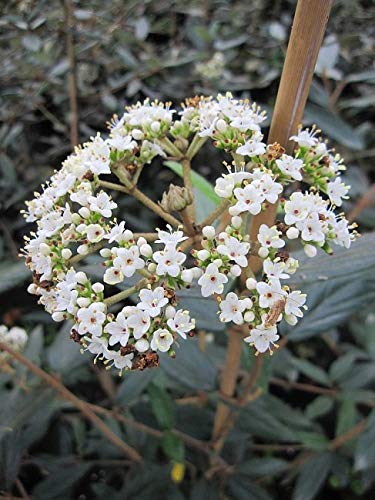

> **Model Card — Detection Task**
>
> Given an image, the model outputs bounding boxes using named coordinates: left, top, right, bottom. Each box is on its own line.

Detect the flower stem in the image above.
left=156, top=137, right=184, bottom=159
left=0, top=341, right=142, bottom=463
left=202, top=199, right=230, bottom=227
left=104, top=277, right=150, bottom=307
left=185, top=134, right=207, bottom=160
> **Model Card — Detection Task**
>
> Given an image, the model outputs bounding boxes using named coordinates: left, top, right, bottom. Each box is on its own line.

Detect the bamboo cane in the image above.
left=212, top=0, right=333, bottom=445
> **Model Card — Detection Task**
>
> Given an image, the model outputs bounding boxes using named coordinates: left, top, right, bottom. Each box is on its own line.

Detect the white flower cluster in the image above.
left=0, top=325, right=28, bottom=363
left=22, top=92, right=357, bottom=367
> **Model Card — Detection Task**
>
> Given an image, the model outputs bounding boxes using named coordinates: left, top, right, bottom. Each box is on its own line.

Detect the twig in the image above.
left=104, top=277, right=150, bottom=307
left=329, top=418, right=368, bottom=450
left=239, top=355, right=263, bottom=404
left=270, top=377, right=337, bottom=397
left=63, top=0, right=79, bottom=146
left=348, top=183, right=375, bottom=222
left=15, top=479, right=30, bottom=500
left=181, top=157, right=196, bottom=221
left=0, top=341, right=142, bottom=462
left=201, top=199, right=230, bottom=227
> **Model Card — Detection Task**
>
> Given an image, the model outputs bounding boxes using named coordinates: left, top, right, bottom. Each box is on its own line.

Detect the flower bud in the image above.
left=181, top=268, right=194, bottom=283
left=92, top=282, right=104, bottom=293
left=132, top=129, right=144, bottom=140
left=77, top=297, right=91, bottom=307
left=77, top=244, right=89, bottom=255
left=78, top=207, right=90, bottom=219
left=52, top=311, right=66, bottom=322
left=76, top=271, right=88, bottom=284
left=197, top=249, right=210, bottom=261
left=304, top=244, right=317, bottom=258
left=213, top=258, right=223, bottom=267
left=216, top=118, right=227, bottom=133
left=148, top=262, right=157, bottom=273
left=244, top=311, right=255, bottom=322
left=192, top=267, right=203, bottom=279
left=229, top=264, right=241, bottom=277
left=71, top=213, right=81, bottom=225
left=61, top=248, right=72, bottom=260
left=123, top=230, right=134, bottom=241
left=231, top=216, right=242, bottom=229
left=286, top=227, right=299, bottom=239
left=242, top=297, right=253, bottom=310
left=202, top=226, right=216, bottom=239
left=165, top=305, right=176, bottom=319
left=140, top=244, right=152, bottom=258
left=100, top=248, right=111, bottom=258
left=151, top=121, right=161, bottom=133
left=137, top=237, right=147, bottom=247
left=246, top=277, right=257, bottom=290
left=258, top=247, right=269, bottom=258
left=160, top=184, right=193, bottom=212
left=135, top=338, right=150, bottom=352
left=229, top=205, right=241, bottom=216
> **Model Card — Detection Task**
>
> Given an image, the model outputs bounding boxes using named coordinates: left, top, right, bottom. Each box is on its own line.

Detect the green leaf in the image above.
left=164, top=161, right=220, bottom=205
left=0, top=261, right=29, bottom=293
left=354, top=410, right=375, bottom=471
left=296, top=431, right=329, bottom=451
left=237, top=457, right=288, bottom=476
left=292, top=452, right=333, bottom=500
left=161, top=431, right=185, bottom=462
left=32, top=462, right=91, bottom=500
left=286, top=234, right=375, bottom=340
left=291, top=358, right=331, bottom=386
left=116, top=369, right=154, bottom=405
left=329, top=353, right=357, bottom=383
left=228, top=475, right=273, bottom=500
left=304, top=103, right=364, bottom=150
left=336, top=399, right=357, bottom=439
left=148, top=383, right=175, bottom=430
left=306, top=396, right=334, bottom=420
left=160, top=338, right=218, bottom=392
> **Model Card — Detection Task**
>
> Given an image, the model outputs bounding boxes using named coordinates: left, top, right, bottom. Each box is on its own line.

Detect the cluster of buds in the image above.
left=0, top=325, right=28, bottom=366
left=22, top=92, right=357, bottom=372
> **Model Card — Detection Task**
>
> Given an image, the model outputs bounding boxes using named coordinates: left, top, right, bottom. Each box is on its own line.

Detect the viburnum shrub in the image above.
left=22, top=93, right=358, bottom=374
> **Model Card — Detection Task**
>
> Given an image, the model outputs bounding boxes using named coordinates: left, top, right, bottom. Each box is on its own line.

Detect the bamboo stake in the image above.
left=248, top=0, right=333, bottom=272
left=212, top=0, right=333, bottom=448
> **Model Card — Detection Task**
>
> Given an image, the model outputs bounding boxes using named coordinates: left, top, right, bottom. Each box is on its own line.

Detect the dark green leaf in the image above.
left=306, top=396, right=334, bottom=420
left=292, top=452, right=333, bottom=500
left=161, top=431, right=185, bottom=461
left=148, top=383, right=175, bottom=430
left=354, top=410, right=375, bottom=471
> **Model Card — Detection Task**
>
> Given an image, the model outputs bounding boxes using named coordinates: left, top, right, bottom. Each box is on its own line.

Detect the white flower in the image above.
left=0, top=325, right=28, bottom=351
left=107, top=350, right=134, bottom=372
left=84, top=336, right=109, bottom=361
left=284, top=192, right=312, bottom=225
left=103, top=266, right=123, bottom=285
left=77, top=302, right=106, bottom=337
left=252, top=174, right=283, bottom=204
left=197, top=262, right=228, bottom=297
left=86, top=224, right=106, bottom=243
left=236, top=140, right=266, bottom=157
left=104, top=311, right=130, bottom=346
left=150, top=328, right=174, bottom=352
left=256, top=280, right=286, bottom=308
left=276, top=155, right=303, bottom=181
left=153, top=246, right=186, bottom=277
left=333, top=219, right=351, bottom=248
left=290, top=128, right=318, bottom=148
left=217, top=236, right=250, bottom=267
left=219, top=292, right=248, bottom=325
left=263, top=259, right=290, bottom=280
left=105, top=221, right=127, bottom=243
left=233, top=184, right=264, bottom=215
left=113, top=246, right=145, bottom=277
left=83, top=134, right=111, bottom=175
left=167, top=310, right=195, bottom=339
left=244, top=323, right=279, bottom=353
left=257, top=224, right=285, bottom=249
left=156, top=226, right=187, bottom=246
left=327, top=177, right=349, bottom=207
left=108, top=134, right=137, bottom=152
left=127, top=308, right=151, bottom=339
left=297, top=213, right=325, bottom=242
left=88, top=192, right=117, bottom=218
left=138, top=287, right=169, bottom=317
left=215, top=176, right=235, bottom=198
left=285, top=290, right=306, bottom=318
left=70, top=182, right=93, bottom=206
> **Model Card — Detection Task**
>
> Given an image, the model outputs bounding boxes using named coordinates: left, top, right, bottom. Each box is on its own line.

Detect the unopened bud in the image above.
left=160, top=184, right=193, bottom=212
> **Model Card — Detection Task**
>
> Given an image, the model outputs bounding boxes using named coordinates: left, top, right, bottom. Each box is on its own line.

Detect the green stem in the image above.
left=201, top=200, right=230, bottom=227
left=104, top=278, right=150, bottom=307
left=186, top=134, right=207, bottom=160
left=156, top=137, right=184, bottom=159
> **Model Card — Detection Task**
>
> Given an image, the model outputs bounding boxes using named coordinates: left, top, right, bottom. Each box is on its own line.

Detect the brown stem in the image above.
left=329, top=418, right=368, bottom=450
left=0, top=341, right=142, bottom=462
left=181, top=157, right=196, bottom=222
left=201, top=200, right=230, bottom=227
left=239, top=355, right=263, bottom=404
left=270, top=377, right=337, bottom=397
left=211, top=0, right=333, bottom=455
left=212, top=327, right=245, bottom=447
left=63, top=0, right=79, bottom=146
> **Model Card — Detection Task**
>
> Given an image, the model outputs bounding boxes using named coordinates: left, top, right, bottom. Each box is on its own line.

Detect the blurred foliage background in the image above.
left=0, top=0, right=374, bottom=499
